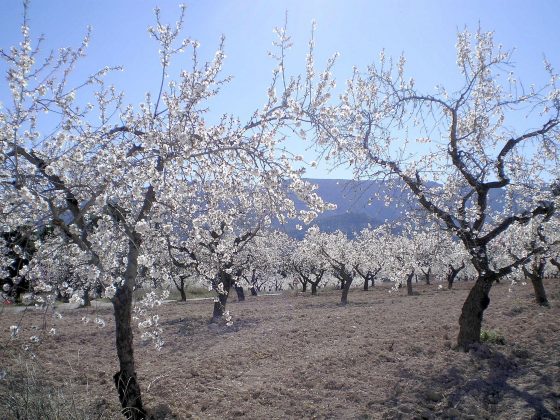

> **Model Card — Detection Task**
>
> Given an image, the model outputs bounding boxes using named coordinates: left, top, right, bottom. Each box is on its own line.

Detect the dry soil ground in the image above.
left=1, top=278, right=559, bottom=419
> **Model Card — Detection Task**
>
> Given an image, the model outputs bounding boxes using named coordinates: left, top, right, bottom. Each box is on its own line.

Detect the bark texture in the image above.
left=175, top=276, right=187, bottom=302
left=311, top=282, right=318, bottom=295
left=112, top=245, right=146, bottom=419
left=457, top=275, right=493, bottom=350
left=422, top=267, right=431, bottom=285
left=524, top=259, right=549, bottom=306
left=447, top=262, right=465, bottom=290
left=340, top=271, right=353, bottom=305
left=235, top=285, right=245, bottom=302
left=406, top=270, right=415, bottom=296
left=211, top=270, right=232, bottom=321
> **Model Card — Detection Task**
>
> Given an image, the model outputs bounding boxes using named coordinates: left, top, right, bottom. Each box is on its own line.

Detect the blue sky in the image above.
left=1, top=1, right=559, bottom=179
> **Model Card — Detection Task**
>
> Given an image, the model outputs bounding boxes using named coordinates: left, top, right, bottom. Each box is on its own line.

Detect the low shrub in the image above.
left=480, top=329, right=506, bottom=345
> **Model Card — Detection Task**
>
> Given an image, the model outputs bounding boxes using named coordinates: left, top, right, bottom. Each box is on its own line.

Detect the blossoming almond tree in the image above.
left=353, top=225, right=390, bottom=290
left=318, top=28, right=559, bottom=349
left=167, top=216, right=262, bottom=323
left=445, top=240, right=470, bottom=290
left=1, top=5, right=336, bottom=417
left=380, top=227, right=420, bottom=295
left=307, top=227, right=359, bottom=304
left=497, top=212, right=560, bottom=306
left=290, top=228, right=329, bottom=294
left=0, top=224, right=36, bottom=302
left=240, top=229, right=296, bottom=294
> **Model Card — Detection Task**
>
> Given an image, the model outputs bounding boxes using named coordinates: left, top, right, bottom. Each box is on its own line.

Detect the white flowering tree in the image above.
left=290, top=228, right=329, bottom=295
left=239, top=230, right=296, bottom=294
left=547, top=216, right=560, bottom=276
left=409, top=225, right=447, bottom=285
left=236, top=235, right=271, bottom=295
left=0, top=225, right=37, bottom=302
left=167, top=217, right=262, bottom=323
left=498, top=211, right=560, bottom=306
left=444, top=239, right=470, bottom=290
left=318, top=28, right=559, bottom=349
left=379, top=229, right=421, bottom=295
left=307, top=228, right=359, bottom=304
left=353, top=225, right=390, bottom=290
left=0, top=5, right=337, bottom=417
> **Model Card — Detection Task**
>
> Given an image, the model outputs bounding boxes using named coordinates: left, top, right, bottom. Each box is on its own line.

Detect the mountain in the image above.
left=278, top=178, right=510, bottom=238
left=279, top=178, right=411, bottom=238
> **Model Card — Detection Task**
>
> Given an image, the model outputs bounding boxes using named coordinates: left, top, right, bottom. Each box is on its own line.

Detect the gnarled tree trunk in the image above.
left=340, top=271, right=353, bottom=305
left=82, top=286, right=91, bottom=307
left=311, top=281, right=318, bottom=295
left=179, top=286, right=187, bottom=302
left=406, top=269, right=415, bottom=296
left=235, top=284, right=245, bottom=302
left=422, top=267, right=431, bottom=285
left=523, top=259, right=549, bottom=306
left=447, top=262, right=465, bottom=290
left=212, top=292, right=229, bottom=320
left=212, top=270, right=232, bottom=322
left=175, top=275, right=187, bottom=302
left=247, top=269, right=259, bottom=296
left=457, top=274, right=494, bottom=350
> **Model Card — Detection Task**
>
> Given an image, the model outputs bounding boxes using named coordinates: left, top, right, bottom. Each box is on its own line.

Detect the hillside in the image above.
left=280, top=178, right=508, bottom=238
left=281, top=178, right=414, bottom=238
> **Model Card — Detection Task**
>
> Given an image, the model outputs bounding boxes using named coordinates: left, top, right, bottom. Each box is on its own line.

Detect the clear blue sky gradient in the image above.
left=2, top=1, right=559, bottom=179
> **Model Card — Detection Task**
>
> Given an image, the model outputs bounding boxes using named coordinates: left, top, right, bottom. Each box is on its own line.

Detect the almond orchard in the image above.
left=1, top=3, right=559, bottom=419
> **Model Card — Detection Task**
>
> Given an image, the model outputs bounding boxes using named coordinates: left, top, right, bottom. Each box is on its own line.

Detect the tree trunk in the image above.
left=524, top=259, right=549, bottom=306
left=406, top=269, right=415, bottom=296
left=422, top=267, right=431, bottom=285
left=531, top=276, right=549, bottom=306
left=447, top=273, right=454, bottom=290
left=340, top=272, right=353, bottom=305
left=178, top=276, right=187, bottom=302
left=212, top=270, right=232, bottom=322
left=302, top=281, right=308, bottom=292
left=250, top=269, right=259, bottom=295
left=112, top=238, right=146, bottom=419
left=311, top=282, right=318, bottom=296
left=447, top=263, right=465, bottom=290
left=363, top=277, right=369, bottom=291
left=82, top=286, right=91, bottom=307
left=212, top=292, right=229, bottom=321
left=235, top=285, right=245, bottom=302
left=457, top=275, right=494, bottom=350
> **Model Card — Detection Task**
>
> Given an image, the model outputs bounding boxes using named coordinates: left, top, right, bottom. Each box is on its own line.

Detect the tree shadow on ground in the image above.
left=384, top=344, right=558, bottom=419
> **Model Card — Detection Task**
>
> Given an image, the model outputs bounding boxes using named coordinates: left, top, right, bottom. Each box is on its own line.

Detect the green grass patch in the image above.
left=480, top=329, right=506, bottom=345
